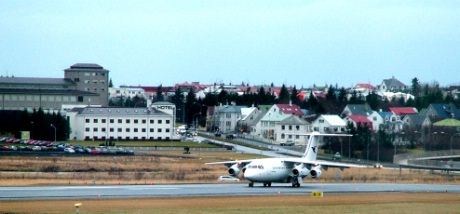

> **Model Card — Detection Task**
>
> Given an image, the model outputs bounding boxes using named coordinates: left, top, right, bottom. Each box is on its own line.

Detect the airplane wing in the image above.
left=282, top=158, right=365, bottom=169
left=205, top=160, right=254, bottom=167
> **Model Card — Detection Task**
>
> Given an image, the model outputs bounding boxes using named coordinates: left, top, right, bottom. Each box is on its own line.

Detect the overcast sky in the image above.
left=1, top=0, right=459, bottom=87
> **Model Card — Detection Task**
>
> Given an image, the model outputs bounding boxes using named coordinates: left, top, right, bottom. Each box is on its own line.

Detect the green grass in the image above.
left=67, top=140, right=219, bottom=148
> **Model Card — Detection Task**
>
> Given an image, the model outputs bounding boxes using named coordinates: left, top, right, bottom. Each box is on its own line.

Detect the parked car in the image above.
left=214, top=131, right=222, bottom=137
left=225, top=134, right=237, bottom=140
left=217, top=175, right=240, bottom=182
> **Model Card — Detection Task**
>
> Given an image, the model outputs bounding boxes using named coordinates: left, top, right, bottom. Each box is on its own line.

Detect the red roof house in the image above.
left=276, top=104, right=304, bottom=117
left=389, top=107, right=418, bottom=116
left=347, top=115, right=373, bottom=129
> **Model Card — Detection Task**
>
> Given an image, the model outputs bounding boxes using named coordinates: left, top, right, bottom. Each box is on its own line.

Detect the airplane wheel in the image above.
left=268, top=182, right=272, bottom=187
left=263, top=183, right=267, bottom=187
left=249, top=182, right=254, bottom=187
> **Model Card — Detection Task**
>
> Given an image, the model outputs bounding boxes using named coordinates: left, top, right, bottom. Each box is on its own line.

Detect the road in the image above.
left=1, top=183, right=459, bottom=200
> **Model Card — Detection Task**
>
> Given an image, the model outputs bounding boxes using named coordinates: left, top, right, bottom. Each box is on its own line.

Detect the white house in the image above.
left=68, top=102, right=175, bottom=141
left=311, top=115, right=347, bottom=134
left=274, top=115, right=311, bottom=145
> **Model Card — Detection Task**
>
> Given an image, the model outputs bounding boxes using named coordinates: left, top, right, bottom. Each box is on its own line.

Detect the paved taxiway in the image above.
left=1, top=183, right=459, bottom=200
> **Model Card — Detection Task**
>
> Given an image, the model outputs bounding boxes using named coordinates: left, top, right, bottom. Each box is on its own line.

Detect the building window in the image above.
left=109, top=128, right=114, bottom=132
left=281, top=134, right=285, bottom=139
left=150, top=119, right=154, bottom=124
left=142, top=119, right=146, bottom=124
left=281, top=125, right=285, bottom=130
left=101, top=128, right=106, bottom=132
left=126, top=128, right=130, bottom=132
left=166, top=128, right=170, bottom=133
left=158, top=120, right=162, bottom=124
left=118, top=119, right=122, bottom=123
left=158, top=128, right=162, bottom=132
left=296, top=125, right=300, bottom=130
left=166, top=120, right=170, bottom=124
left=226, top=121, right=231, bottom=126
left=101, top=119, right=106, bottom=123
left=93, top=128, right=98, bottom=132
left=77, top=96, right=84, bottom=102
left=288, top=135, right=292, bottom=139
left=150, top=128, right=154, bottom=132
left=85, top=119, right=90, bottom=123
left=110, top=119, right=114, bottom=123
left=74, top=78, right=80, bottom=82
left=319, top=119, right=324, bottom=123
left=142, top=128, right=146, bottom=132
left=85, top=127, right=90, bottom=132
left=134, top=119, right=138, bottom=124
left=93, top=119, right=98, bottom=123
left=126, top=119, right=130, bottom=124
left=296, top=135, right=299, bottom=139
left=289, top=125, right=292, bottom=130
left=117, top=128, right=122, bottom=132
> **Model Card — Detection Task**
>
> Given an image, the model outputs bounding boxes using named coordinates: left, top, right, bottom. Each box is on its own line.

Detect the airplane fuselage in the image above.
left=243, top=158, right=298, bottom=183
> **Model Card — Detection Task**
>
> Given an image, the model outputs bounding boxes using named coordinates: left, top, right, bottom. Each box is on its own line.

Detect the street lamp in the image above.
left=50, top=124, right=56, bottom=142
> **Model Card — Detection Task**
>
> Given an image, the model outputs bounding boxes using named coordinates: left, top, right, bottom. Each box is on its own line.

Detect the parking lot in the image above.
left=0, top=136, right=134, bottom=155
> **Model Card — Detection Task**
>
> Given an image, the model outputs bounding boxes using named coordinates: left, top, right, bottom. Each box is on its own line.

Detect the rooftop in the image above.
left=389, top=107, right=418, bottom=115
left=0, top=77, right=73, bottom=85
left=70, top=63, right=104, bottom=69
left=74, top=107, right=168, bottom=116
left=276, top=104, right=304, bottom=117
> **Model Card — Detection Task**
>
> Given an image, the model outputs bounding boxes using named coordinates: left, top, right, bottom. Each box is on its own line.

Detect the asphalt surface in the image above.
left=1, top=183, right=459, bottom=200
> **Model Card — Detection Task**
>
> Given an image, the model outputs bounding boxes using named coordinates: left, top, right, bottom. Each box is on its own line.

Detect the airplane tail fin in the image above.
left=302, top=134, right=319, bottom=161
left=302, top=132, right=352, bottom=161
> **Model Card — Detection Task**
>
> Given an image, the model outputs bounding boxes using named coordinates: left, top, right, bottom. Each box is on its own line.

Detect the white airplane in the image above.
left=206, top=132, right=364, bottom=187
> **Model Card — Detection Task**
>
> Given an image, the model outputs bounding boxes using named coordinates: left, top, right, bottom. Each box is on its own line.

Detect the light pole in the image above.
left=50, top=124, right=56, bottom=142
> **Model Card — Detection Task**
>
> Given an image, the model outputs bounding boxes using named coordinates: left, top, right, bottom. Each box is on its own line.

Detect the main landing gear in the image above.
left=248, top=182, right=272, bottom=187
left=291, top=177, right=300, bottom=188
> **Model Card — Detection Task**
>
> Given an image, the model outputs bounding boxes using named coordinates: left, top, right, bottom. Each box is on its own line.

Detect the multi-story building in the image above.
left=64, top=63, right=109, bottom=106
left=311, top=115, right=347, bottom=134
left=0, top=63, right=109, bottom=112
left=68, top=102, right=175, bottom=141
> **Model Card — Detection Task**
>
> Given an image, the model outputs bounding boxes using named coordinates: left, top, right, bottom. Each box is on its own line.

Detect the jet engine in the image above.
left=228, top=163, right=241, bottom=176
left=310, top=165, right=322, bottom=178
left=291, top=164, right=309, bottom=177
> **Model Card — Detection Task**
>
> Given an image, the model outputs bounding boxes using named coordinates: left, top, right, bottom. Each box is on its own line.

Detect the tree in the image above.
left=411, top=77, right=421, bottom=97
left=217, top=90, right=229, bottom=105
left=290, top=86, right=300, bottom=106
left=185, top=88, right=200, bottom=126
left=171, top=88, right=185, bottom=122
left=156, top=84, right=164, bottom=102
left=366, top=91, right=380, bottom=110
left=109, top=78, right=113, bottom=87
left=277, top=84, right=290, bottom=104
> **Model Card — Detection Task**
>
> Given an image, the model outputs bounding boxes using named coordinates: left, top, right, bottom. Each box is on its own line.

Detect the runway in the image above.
left=1, top=183, right=460, bottom=200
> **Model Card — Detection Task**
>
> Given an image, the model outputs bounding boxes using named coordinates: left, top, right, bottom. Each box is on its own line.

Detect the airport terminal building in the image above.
left=0, top=63, right=109, bottom=112
left=68, top=102, right=176, bottom=141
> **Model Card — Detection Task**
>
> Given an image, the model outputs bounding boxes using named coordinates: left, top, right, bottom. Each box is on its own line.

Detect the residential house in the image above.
left=275, top=115, right=311, bottom=145
left=211, top=105, right=244, bottom=133
left=311, top=115, right=347, bottom=134
left=341, top=104, right=384, bottom=131
left=422, top=103, right=459, bottom=122
left=378, top=76, right=407, bottom=92
left=346, top=115, right=373, bottom=130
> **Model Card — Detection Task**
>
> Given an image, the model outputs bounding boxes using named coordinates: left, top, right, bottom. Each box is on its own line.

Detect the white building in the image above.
left=68, top=102, right=175, bottom=141
left=211, top=105, right=244, bottom=133
left=311, top=115, right=347, bottom=134
left=275, top=115, right=311, bottom=145
left=109, top=86, right=146, bottom=99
